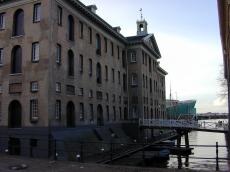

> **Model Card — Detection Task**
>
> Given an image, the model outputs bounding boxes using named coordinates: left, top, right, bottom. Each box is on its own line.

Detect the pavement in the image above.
left=0, top=154, right=226, bottom=172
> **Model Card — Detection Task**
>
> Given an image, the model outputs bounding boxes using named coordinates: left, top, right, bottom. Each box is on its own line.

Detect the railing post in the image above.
left=216, top=142, right=219, bottom=171
left=80, top=142, right=84, bottom=163
left=54, top=139, right=57, bottom=161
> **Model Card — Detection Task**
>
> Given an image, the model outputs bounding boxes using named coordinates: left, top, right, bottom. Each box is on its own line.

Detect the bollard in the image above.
left=216, top=142, right=219, bottom=171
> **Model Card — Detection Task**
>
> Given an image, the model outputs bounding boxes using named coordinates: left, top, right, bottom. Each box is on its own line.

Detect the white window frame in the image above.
left=56, top=44, right=61, bottom=64
left=30, top=99, right=39, bottom=122
left=31, top=81, right=39, bottom=92
left=32, top=42, right=39, bottom=62
left=130, top=52, right=136, bottom=63
left=0, top=48, right=3, bottom=66
left=88, top=90, right=93, bottom=98
left=33, top=3, right=41, bottom=22
left=56, top=82, right=61, bottom=93
left=0, top=13, right=5, bottom=30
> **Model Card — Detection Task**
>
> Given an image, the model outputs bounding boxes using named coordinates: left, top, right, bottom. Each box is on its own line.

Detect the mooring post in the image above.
left=177, top=135, right=181, bottom=148
left=216, top=142, right=219, bottom=171
left=185, top=132, right=189, bottom=148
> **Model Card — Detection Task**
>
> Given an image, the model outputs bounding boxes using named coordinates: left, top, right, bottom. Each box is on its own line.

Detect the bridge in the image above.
left=139, top=119, right=228, bottom=133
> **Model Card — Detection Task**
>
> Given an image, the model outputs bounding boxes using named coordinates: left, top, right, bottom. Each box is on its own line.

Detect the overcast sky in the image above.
left=81, top=0, right=227, bottom=113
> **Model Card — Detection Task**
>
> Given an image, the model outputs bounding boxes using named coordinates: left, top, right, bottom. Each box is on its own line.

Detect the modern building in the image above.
left=166, top=100, right=196, bottom=120
left=217, top=0, right=230, bottom=133
left=0, top=0, right=167, bottom=158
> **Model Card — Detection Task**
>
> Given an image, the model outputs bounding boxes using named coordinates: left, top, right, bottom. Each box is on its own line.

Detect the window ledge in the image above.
left=10, top=73, right=22, bottom=76
left=11, top=35, right=24, bottom=39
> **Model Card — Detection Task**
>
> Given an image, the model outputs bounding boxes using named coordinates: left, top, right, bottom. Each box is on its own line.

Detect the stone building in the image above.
left=0, top=0, right=167, bottom=157
left=217, top=0, right=230, bottom=134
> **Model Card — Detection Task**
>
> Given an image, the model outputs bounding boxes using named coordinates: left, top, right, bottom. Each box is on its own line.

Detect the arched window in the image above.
left=96, top=34, right=101, bottom=55
left=11, top=45, right=22, bottom=74
left=97, top=104, right=104, bottom=126
left=96, top=63, right=102, bottom=84
left=13, top=9, right=24, bottom=36
left=68, top=50, right=74, bottom=76
left=68, top=15, right=74, bottom=41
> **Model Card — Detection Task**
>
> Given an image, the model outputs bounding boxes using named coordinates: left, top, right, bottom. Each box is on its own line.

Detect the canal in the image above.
left=114, top=119, right=229, bottom=171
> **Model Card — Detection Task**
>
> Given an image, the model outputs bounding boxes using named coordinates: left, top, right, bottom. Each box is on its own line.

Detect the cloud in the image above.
left=213, top=97, right=227, bottom=107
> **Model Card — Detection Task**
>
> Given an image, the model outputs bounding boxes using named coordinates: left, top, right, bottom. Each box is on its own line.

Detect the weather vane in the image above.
left=140, top=8, right=143, bottom=20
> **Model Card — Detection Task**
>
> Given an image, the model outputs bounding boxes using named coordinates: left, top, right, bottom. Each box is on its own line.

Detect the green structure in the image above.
left=166, top=100, right=197, bottom=119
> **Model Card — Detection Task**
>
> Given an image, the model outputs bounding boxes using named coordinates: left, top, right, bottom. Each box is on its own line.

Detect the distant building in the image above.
left=0, top=0, right=167, bottom=157
left=217, top=0, right=230, bottom=131
left=166, top=100, right=196, bottom=120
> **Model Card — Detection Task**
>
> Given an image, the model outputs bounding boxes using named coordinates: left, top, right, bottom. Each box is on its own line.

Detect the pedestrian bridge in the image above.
left=139, top=119, right=228, bottom=133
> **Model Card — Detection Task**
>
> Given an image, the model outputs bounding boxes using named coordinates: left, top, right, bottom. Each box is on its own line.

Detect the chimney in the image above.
left=87, top=5, right=97, bottom=14
left=113, top=26, right=121, bottom=33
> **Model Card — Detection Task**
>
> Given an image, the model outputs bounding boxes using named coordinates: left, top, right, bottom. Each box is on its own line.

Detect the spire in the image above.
left=140, top=8, right=143, bottom=20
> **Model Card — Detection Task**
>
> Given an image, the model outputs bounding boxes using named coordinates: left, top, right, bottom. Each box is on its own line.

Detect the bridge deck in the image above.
left=139, top=119, right=228, bottom=133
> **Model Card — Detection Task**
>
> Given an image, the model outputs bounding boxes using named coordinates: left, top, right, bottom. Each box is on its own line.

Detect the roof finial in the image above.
left=140, top=8, right=143, bottom=20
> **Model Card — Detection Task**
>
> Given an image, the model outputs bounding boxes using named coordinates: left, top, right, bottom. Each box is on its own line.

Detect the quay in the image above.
left=0, top=154, right=221, bottom=172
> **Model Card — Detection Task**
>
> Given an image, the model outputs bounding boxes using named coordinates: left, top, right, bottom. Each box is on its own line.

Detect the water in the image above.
left=168, top=119, right=229, bottom=171
left=114, top=119, right=229, bottom=171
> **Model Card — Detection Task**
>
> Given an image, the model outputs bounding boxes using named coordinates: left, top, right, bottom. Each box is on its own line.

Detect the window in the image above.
left=104, top=37, right=107, bottom=52
left=96, top=34, right=101, bottom=55
left=113, top=106, right=116, bottom=121
left=88, top=89, right=93, bottom=98
left=66, top=85, right=75, bottom=95
left=130, top=51, right=136, bottom=63
left=117, top=46, right=120, bottom=59
left=56, top=82, right=61, bottom=93
left=57, top=6, right=62, bottom=26
left=90, top=104, right=94, bottom=121
left=0, top=85, right=2, bottom=94
left=13, top=9, right=24, bottom=36
left=0, top=13, right=5, bottom=30
left=0, top=48, right=3, bottom=65
left=105, top=65, right=108, bottom=81
left=32, top=42, right=39, bottom=62
left=122, top=50, right=126, bottom=68
left=89, top=58, right=92, bottom=76
left=79, top=21, right=83, bottom=38
left=96, top=63, right=102, bottom=84
left=131, top=73, right=138, bottom=86
left=68, top=15, right=74, bottom=41
left=55, top=100, right=61, bottom=120
left=79, top=54, right=83, bottom=73
left=78, top=88, right=83, bottom=96
left=143, top=74, right=145, bottom=88
left=106, top=105, right=109, bottom=121
left=56, top=44, right=61, bottom=64
left=111, top=42, right=114, bottom=56
left=118, top=71, right=120, bottom=84
left=112, top=94, right=115, bottom=102
left=142, top=51, right=145, bottom=64
left=119, top=96, right=121, bottom=104
left=123, top=74, right=127, bottom=92
left=30, top=99, right=38, bottom=122
left=96, top=91, right=103, bottom=100
left=68, top=50, right=74, bottom=76
left=112, top=68, right=115, bottom=83
left=31, top=81, right=38, bottom=92
left=119, top=107, right=122, bottom=120
left=106, top=93, right=109, bottom=101
left=150, top=78, right=152, bottom=93
left=11, top=45, right=22, bottom=74
left=88, top=27, right=92, bottom=44
left=80, top=103, right=84, bottom=121
left=33, top=3, right=41, bottom=22
left=149, top=57, right=152, bottom=73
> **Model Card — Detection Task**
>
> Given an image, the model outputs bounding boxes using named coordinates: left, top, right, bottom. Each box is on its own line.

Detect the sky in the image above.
left=81, top=0, right=227, bottom=113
